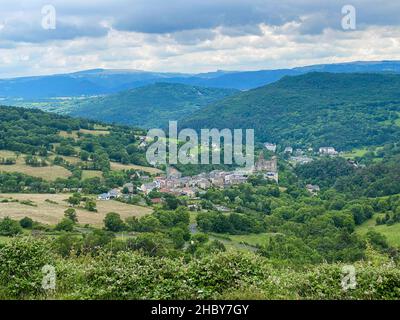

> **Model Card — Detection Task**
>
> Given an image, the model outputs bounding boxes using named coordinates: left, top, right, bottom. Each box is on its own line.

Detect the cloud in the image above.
left=0, top=0, right=399, bottom=77
left=1, top=0, right=399, bottom=43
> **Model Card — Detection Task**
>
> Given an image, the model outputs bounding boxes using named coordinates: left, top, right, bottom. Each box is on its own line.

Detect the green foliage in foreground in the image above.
left=0, top=237, right=399, bottom=300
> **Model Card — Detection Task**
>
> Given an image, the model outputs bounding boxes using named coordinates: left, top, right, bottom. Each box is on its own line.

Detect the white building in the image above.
left=264, top=143, right=277, bottom=153
left=284, top=147, right=293, bottom=154
left=319, top=147, right=338, bottom=155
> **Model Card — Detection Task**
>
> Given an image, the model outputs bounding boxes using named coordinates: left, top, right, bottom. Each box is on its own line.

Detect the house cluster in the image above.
left=97, top=188, right=122, bottom=201
left=288, top=146, right=340, bottom=165
left=139, top=156, right=279, bottom=197
left=319, top=147, right=338, bottom=156
left=265, top=141, right=339, bottom=158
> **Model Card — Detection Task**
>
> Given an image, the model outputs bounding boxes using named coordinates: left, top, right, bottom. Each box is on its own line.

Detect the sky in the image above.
left=0, top=0, right=400, bottom=78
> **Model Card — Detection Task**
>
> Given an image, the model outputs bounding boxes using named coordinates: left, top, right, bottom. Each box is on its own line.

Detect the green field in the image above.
left=356, top=215, right=400, bottom=247
left=228, top=233, right=272, bottom=247
left=81, top=170, right=103, bottom=179
left=342, top=147, right=369, bottom=159
left=208, top=232, right=275, bottom=252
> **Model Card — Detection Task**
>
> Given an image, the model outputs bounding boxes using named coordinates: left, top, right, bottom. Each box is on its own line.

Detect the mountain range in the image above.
left=3, top=60, right=400, bottom=150
left=2, top=60, right=400, bottom=98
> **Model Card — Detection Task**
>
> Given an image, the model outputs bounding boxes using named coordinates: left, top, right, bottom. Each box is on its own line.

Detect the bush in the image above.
left=104, top=212, right=125, bottom=232
left=64, top=208, right=78, bottom=223
left=1, top=237, right=400, bottom=299
left=55, top=218, right=74, bottom=232
left=20, top=217, right=34, bottom=229
left=0, top=217, right=23, bottom=236
left=0, top=237, right=54, bottom=298
left=84, top=199, right=97, bottom=212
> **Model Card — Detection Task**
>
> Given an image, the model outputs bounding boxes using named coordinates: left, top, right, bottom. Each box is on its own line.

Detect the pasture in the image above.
left=0, top=193, right=152, bottom=227
left=110, top=161, right=162, bottom=174
left=0, top=151, right=71, bottom=181
left=356, top=215, right=400, bottom=247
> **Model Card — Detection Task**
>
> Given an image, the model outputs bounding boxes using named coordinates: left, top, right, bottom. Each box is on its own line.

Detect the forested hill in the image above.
left=181, top=73, right=400, bottom=150
left=0, top=105, right=149, bottom=169
left=69, top=83, right=238, bottom=128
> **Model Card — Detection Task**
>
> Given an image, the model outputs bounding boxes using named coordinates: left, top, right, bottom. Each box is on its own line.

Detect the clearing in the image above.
left=208, top=232, right=276, bottom=252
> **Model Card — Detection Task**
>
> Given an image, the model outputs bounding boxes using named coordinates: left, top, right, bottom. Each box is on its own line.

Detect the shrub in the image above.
left=55, top=218, right=74, bottom=232
left=0, top=237, right=54, bottom=298
left=0, top=217, right=23, bottom=236
left=104, top=212, right=125, bottom=232
left=20, top=217, right=34, bottom=229
left=64, top=208, right=78, bottom=223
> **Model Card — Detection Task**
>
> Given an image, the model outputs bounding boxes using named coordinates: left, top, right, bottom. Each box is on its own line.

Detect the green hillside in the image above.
left=182, top=73, right=400, bottom=150
left=70, top=83, right=238, bottom=128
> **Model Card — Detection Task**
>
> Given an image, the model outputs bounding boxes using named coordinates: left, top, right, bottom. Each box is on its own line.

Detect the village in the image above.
left=97, top=142, right=353, bottom=202
left=98, top=153, right=278, bottom=201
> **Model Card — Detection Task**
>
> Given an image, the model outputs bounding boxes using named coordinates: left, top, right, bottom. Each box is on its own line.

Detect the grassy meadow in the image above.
left=0, top=193, right=152, bottom=227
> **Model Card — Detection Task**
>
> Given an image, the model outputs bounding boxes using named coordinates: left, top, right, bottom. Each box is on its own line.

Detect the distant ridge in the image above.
left=2, top=60, right=400, bottom=98
left=181, top=72, right=400, bottom=150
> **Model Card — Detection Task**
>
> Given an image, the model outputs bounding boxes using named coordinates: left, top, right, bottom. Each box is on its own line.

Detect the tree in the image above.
left=19, top=217, right=34, bottom=229
left=125, top=216, right=140, bottom=231
left=79, top=150, right=90, bottom=161
left=0, top=217, right=23, bottom=236
left=138, top=215, right=160, bottom=232
left=64, top=208, right=78, bottom=223
left=82, top=229, right=115, bottom=253
left=84, top=199, right=97, bottom=212
left=163, top=194, right=179, bottom=210
left=127, top=232, right=170, bottom=256
left=104, top=212, right=125, bottom=232
left=67, top=193, right=81, bottom=207
left=168, top=227, right=186, bottom=249
left=55, top=218, right=74, bottom=232
left=54, top=233, right=81, bottom=257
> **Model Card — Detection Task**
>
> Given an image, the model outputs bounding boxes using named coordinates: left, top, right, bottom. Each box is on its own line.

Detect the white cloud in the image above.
left=0, top=1, right=399, bottom=77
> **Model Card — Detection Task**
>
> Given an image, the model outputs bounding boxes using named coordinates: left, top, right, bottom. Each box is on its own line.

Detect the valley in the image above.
left=1, top=66, right=400, bottom=300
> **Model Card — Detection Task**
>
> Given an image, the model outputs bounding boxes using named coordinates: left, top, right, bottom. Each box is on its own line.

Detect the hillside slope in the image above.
left=181, top=73, right=400, bottom=150
left=70, top=83, right=238, bottom=128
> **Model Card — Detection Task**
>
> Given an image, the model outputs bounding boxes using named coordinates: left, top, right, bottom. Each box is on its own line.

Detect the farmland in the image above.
left=110, top=161, right=162, bottom=174
left=0, top=193, right=152, bottom=227
left=0, top=151, right=72, bottom=181
left=0, top=150, right=160, bottom=181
